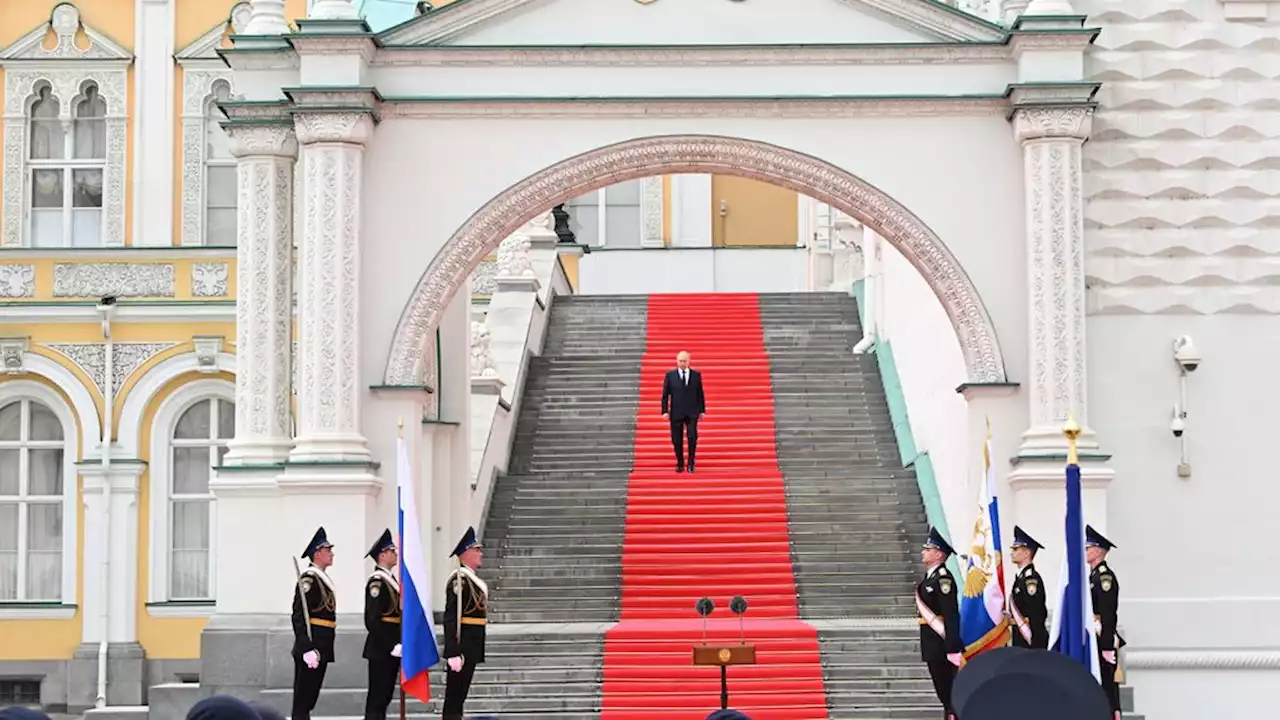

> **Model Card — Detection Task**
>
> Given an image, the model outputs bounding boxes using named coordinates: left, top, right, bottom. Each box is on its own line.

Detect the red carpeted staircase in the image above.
left=601, top=294, right=830, bottom=720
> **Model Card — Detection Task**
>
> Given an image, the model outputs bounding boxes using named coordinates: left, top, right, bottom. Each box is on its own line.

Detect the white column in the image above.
left=639, top=176, right=665, bottom=248
left=671, top=175, right=713, bottom=247
left=244, top=0, right=289, bottom=34
left=131, top=0, right=176, bottom=246
left=79, top=464, right=144, bottom=644
left=1001, top=0, right=1031, bottom=24
left=1023, top=0, right=1074, bottom=14
left=222, top=125, right=297, bottom=466
left=289, top=112, right=375, bottom=464
left=1013, top=106, right=1095, bottom=455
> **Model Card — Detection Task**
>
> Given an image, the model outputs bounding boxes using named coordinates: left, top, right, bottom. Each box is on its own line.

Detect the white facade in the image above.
left=210, top=0, right=1280, bottom=716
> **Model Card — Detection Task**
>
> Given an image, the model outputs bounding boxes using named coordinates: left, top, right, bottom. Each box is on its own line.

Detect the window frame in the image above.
left=0, top=381, right=79, bottom=614
left=25, top=80, right=109, bottom=249
left=177, top=65, right=237, bottom=247
left=147, top=379, right=234, bottom=615
left=201, top=84, right=237, bottom=247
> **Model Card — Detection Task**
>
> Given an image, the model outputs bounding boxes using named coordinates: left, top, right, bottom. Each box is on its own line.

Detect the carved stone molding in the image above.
left=193, top=336, right=224, bottom=373
left=640, top=176, right=664, bottom=247
left=0, top=337, right=29, bottom=375
left=381, top=97, right=1008, bottom=120
left=383, top=135, right=1007, bottom=387
left=53, top=263, right=175, bottom=298
left=1020, top=128, right=1088, bottom=447
left=495, top=228, right=535, bottom=278
left=470, top=322, right=499, bottom=379
left=45, top=342, right=179, bottom=398
left=192, top=262, right=230, bottom=297
left=1013, top=106, right=1094, bottom=143
left=0, top=4, right=134, bottom=63
left=471, top=260, right=498, bottom=295
left=0, top=264, right=35, bottom=297
left=179, top=69, right=234, bottom=246
left=228, top=124, right=299, bottom=159
left=223, top=145, right=294, bottom=465
left=293, top=113, right=374, bottom=146
left=2, top=68, right=129, bottom=248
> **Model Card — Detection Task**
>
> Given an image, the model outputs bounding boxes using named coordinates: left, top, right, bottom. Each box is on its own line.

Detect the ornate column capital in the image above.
left=243, top=0, right=289, bottom=36
left=227, top=124, right=298, bottom=159
left=294, top=112, right=375, bottom=146
left=1013, top=106, right=1094, bottom=144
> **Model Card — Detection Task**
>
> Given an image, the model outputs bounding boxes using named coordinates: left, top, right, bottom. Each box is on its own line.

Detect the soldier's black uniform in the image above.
left=442, top=527, right=488, bottom=720
left=1009, top=525, right=1049, bottom=649
left=292, top=527, right=337, bottom=720
left=363, top=529, right=402, bottom=720
left=916, top=527, right=963, bottom=720
left=1087, top=525, right=1125, bottom=717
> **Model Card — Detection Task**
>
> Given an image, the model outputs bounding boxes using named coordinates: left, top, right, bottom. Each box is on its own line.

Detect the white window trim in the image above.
left=0, top=5, right=131, bottom=248
left=147, top=379, right=233, bottom=615
left=0, top=380, right=80, bottom=618
left=25, top=84, right=109, bottom=249
left=176, top=4, right=250, bottom=246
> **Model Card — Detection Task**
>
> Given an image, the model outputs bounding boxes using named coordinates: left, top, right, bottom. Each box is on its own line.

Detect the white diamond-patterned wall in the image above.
left=1082, top=0, right=1280, bottom=315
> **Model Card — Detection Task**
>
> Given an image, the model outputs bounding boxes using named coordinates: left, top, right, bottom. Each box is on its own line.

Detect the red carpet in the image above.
left=601, top=294, right=829, bottom=720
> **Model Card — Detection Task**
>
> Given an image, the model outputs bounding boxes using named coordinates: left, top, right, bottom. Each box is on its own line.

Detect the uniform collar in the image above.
left=303, top=563, right=335, bottom=593
left=459, top=564, right=488, bottom=597
left=371, top=565, right=400, bottom=593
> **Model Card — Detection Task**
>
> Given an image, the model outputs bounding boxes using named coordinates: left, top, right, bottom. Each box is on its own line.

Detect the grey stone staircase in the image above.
left=429, top=295, right=646, bottom=716
left=759, top=293, right=939, bottom=718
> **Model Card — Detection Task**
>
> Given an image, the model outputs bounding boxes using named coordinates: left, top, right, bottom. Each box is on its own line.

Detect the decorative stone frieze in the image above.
left=45, top=342, right=178, bottom=398
left=470, top=322, right=499, bottom=379
left=53, top=263, right=176, bottom=298
left=192, top=263, right=231, bottom=297
left=0, top=265, right=35, bottom=297
left=471, top=260, right=498, bottom=295
left=1013, top=105, right=1094, bottom=453
left=495, top=228, right=535, bottom=279
left=221, top=120, right=296, bottom=466
left=640, top=176, right=664, bottom=248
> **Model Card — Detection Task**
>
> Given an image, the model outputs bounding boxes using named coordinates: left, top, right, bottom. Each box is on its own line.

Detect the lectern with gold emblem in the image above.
left=691, top=596, right=757, bottom=710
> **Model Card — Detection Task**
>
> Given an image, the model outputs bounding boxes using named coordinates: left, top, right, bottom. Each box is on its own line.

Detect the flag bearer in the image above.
left=364, top=529, right=402, bottom=720
left=1086, top=525, right=1125, bottom=719
left=1009, top=525, right=1049, bottom=649
left=292, top=527, right=337, bottom=720
left=917, top=527, right=964, bottom=720
left=442, top=527, right=488, bottom=720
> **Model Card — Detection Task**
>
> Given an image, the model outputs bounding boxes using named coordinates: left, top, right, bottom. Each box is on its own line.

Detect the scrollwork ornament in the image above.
left=470, top=322, right=499, bottom=378
left=1013, top=106, right=1094, bottom=143
left=228, top=125, right=299, bottom=159
left=293, top=113, right=374, bottom=146
left=382, top=135, right=1008, bottom=389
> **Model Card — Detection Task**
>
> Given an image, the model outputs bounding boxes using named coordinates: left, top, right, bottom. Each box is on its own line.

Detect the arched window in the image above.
left=204, top=82, right=236, bottom=246
left=0, top=399, right=65, bottom=601
left=167, top=397, right=234, bottom=600
left=27, top=81, right=106, bottom=248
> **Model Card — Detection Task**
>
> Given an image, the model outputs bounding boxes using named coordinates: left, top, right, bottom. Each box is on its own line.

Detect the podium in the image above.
left=692, top=595, right=758, bottom=710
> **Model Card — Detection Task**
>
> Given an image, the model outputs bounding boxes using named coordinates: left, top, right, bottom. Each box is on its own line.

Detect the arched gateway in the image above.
left=384, top=134, right=1008, bottom=389
left=203, top=0, right=1109, bottom=716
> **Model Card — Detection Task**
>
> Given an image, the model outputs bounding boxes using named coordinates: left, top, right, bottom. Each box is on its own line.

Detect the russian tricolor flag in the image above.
left=1048, top=455, right=1102, bottom=683
left=397, top=432, right=441, bottom=703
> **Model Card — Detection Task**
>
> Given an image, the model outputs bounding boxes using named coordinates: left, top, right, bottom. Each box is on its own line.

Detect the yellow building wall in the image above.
left=710, top=176, right=799, bottom=247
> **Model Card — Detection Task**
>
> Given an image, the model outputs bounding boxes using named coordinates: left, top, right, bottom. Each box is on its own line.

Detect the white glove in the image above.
left=391, top=644, right=402, bottom=658
left=1102, top=650, right=1117, bottom=665
left=446, top=656, right=463, bottom=672
left=303, top=650, right=319, bottom=669
left=946, top=652, right=963, bottom=668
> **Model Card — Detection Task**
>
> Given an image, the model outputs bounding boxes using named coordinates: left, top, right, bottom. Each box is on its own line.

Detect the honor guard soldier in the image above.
left=1086, top=525, right=1125, bottom=719
left=1009, top=525, right=1049, bottom=649
left=442, top=527, right=488, bottom=720
left=363, top=529, right=402, bottom=720
left=916, top=527, right=964, bottom=720
left=292, top=527, right=338, bottom=720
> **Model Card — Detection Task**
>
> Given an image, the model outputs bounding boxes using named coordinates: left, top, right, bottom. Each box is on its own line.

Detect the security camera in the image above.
left=1170, top=414, right=1185, bottom=438
left=98, top=294, right=117, bottom=306
left=1173, top=335, right=1200, bottom=373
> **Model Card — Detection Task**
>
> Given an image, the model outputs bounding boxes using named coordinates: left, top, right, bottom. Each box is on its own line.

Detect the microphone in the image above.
left=729, top=595, right=748, bottom=645
left=696, top=597, right=715, bottom=646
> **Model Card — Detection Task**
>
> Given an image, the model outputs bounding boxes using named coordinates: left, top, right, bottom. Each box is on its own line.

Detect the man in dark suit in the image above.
left=916, top=527, right=963, bottom=720
left=292, top=527, right=337, bottom=720
left=363, top=529, right=401, bottom=720
left=442, top=526, right=488, bottom=720
left=1009, top=525, right=1049, bottom=649
left=661, top=350, right=706, bottom=473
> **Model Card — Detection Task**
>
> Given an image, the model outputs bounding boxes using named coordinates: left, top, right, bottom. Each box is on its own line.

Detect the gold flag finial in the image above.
left=1063, top=415, right=1081, bottom=465
left=397, top=417, right=404, bottom=438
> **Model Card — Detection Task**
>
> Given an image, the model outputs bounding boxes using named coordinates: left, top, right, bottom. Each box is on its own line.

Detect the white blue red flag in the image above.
left=1048, top=456, right=1102, bottom=682
left=397, top=432, right=440, bottom=702
left=959, top=421, right=1010, bottom=656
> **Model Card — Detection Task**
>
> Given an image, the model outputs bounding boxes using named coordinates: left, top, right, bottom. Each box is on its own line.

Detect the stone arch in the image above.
left=383, top=134, right=1007, bottom=387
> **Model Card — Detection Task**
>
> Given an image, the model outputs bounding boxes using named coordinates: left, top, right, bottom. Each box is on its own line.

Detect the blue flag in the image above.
left=1047, top=461, right=1102, bottom=682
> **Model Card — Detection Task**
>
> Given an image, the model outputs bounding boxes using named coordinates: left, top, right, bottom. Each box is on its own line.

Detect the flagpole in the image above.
left=397, top=418, right=408, bottom=720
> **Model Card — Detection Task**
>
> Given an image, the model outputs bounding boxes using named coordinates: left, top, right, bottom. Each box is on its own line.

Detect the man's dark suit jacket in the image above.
left=662, top=368, right=706, bottom=421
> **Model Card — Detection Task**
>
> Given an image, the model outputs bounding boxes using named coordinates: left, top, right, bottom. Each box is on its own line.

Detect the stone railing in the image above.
left=468, top=212, right=573, bottom=530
